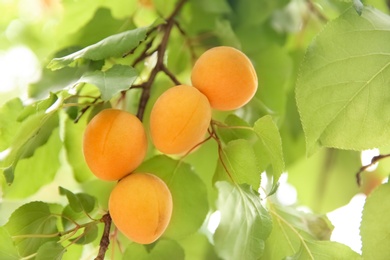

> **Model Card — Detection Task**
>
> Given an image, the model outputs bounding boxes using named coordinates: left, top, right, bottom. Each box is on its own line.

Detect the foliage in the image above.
left=0, top=0, right=389, bottom=259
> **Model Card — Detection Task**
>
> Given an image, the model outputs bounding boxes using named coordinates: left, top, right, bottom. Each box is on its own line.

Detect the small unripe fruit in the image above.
left=150, top=85, right=211, bottom=154
left=109, top=173, right=173, bottom=244
left=83, top=109, right=147, bottom=181
left=191, top=46, right=258, bottom=111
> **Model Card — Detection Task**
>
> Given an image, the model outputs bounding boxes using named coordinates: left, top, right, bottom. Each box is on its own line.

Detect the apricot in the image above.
left=149, top=85, right=211, bottom=154
left=109, top=172, right=173, bottom=244
left=191, top=46, right=258, bottom=111
left=83, top=109, right=147, bottom=181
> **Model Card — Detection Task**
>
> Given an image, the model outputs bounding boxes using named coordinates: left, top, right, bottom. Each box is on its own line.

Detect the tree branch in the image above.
left=356, top=153, right=390, bottom=186
left=136, top=0, right=188, bottom=121
left=95, top=213, right=112, bottom=260
left=161, top=65, right=181, bottom=85
left=94, top=2, right=188, bottom=258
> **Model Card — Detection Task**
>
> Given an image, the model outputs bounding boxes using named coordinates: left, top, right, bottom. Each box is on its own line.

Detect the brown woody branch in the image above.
left=136, top=0, right=188, bottom=120
left=94, top=1, right=188, bottom=259
left=356, top=153, right=390, bottom=186
left=94, top=213, right=112, bottom=260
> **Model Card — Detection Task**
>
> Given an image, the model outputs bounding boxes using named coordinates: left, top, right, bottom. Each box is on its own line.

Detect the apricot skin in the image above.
left=109, top=173, right=173, bottom=244
left=191, top=46, right=258, bottom=111
left=150, top=85, right=211, bottom=154
left=83, top=109, right=147, bottom=181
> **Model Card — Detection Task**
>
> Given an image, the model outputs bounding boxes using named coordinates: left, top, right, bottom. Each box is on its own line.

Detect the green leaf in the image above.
left=2, top=128, right=62, bottom=199
left=296, top=6, right=390, bottom=154
left=0, top=227, right=19, bottom=260
left=253, top=45, right=293, bottom=120
left=124, top=239, right=185, bottom=260
left=166, top=30, right=192, bottom=75
left=263, top=204, right=334, bottom=259
left=48, top=24, right=153, bottom=70
left=263, top=209, right=300, bottom=258
left=70, top=225, right=98, bottom=245
left=178, top=232, right=220, bottom=260
left=253, top=115, right=285, bottom=187
left=4, top=202, right=58, bottom=257
left=64, top=116, right=94, bottom=183
left=29, top=66, right=94, bottom=100
left=216, top=114, right=255, bottom=144
left=35, top=242, right=65, bottom=260
left=194, top=0, right=232, bottom=14
left=61, top=205, right=87, bottom=231
left=59, top=187, right=96, bottom=214
left=287, top=240, right=361, bottom=260
left=80, top=179, right=115, bottom=210
left=64, top=8, right=136, bottom=49
left=77, top=65, right=138, bottom=101
left=214, top=19, right=241, bottom=48
left=230, top=0, right=289, bottom=26
left=276, top=205, right=333, bottom=240
left=0, top=98, right=24, bottom=151
left=56, top=0, right=103, bottom=39
left=136, top=155, right=209, bottom=239
left=1, top=110, right=59, bottom=184
left=288, top=149, right=361, bottom=213
left=102, top=1, right=138, bottom=19
left=214, top=139, right=261, bottom=190
left=214, top=182, right=272, bottom=260
left=361, top=183, right=390, bottom=259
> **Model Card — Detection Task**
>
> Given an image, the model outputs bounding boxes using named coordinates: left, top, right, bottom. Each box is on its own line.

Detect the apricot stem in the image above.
left=209, top=123, right=236, bottom=184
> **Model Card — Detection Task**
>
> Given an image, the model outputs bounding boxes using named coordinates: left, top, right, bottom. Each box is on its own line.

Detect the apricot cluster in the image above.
left=81, top=46, right=257, bottom=245
left=150, top=46, right=258, bottom=154
left=83, top=108, right=172, bottom=244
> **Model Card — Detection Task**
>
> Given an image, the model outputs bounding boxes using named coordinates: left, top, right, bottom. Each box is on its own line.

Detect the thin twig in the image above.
left=132, top=39, right=158, bottom=67
left=306, top=0, right=328, bottom=22
left=73, top=97, right=100, bottom=123
left=161, top=65, right=181, bottom=85
left=95, top=213, right=112, bottom=260
left=122, top=26, right=159, bottom=58
left=356, top=153, right=390, bottom=186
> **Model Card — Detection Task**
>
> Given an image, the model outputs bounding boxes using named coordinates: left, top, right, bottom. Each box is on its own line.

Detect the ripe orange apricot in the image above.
left=149, top=85, right=211, bottom=154
left=191, top=46, right=258, bottom=111
left=83, top=109, right=147, bottom=181
left=109, top=172, right=173, bottom=244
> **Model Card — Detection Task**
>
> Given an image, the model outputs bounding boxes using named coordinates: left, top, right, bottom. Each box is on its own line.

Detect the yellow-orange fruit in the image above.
left=109, top=172, right=173, bottom=244
left=83, top=109, right=147, bottom=181
left=150, top=85, right=211, bottom=154
left=191, top=46, right=258, bottom=111
left=138, top=0, right=153, bottom=8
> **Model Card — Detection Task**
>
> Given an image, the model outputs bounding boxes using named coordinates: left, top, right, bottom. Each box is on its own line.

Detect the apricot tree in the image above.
left=0, top=0, right=390, bottom=259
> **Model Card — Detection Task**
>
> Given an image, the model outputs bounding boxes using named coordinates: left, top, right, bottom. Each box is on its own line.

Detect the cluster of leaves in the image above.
left=1, top=0, right=390, bottom=259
